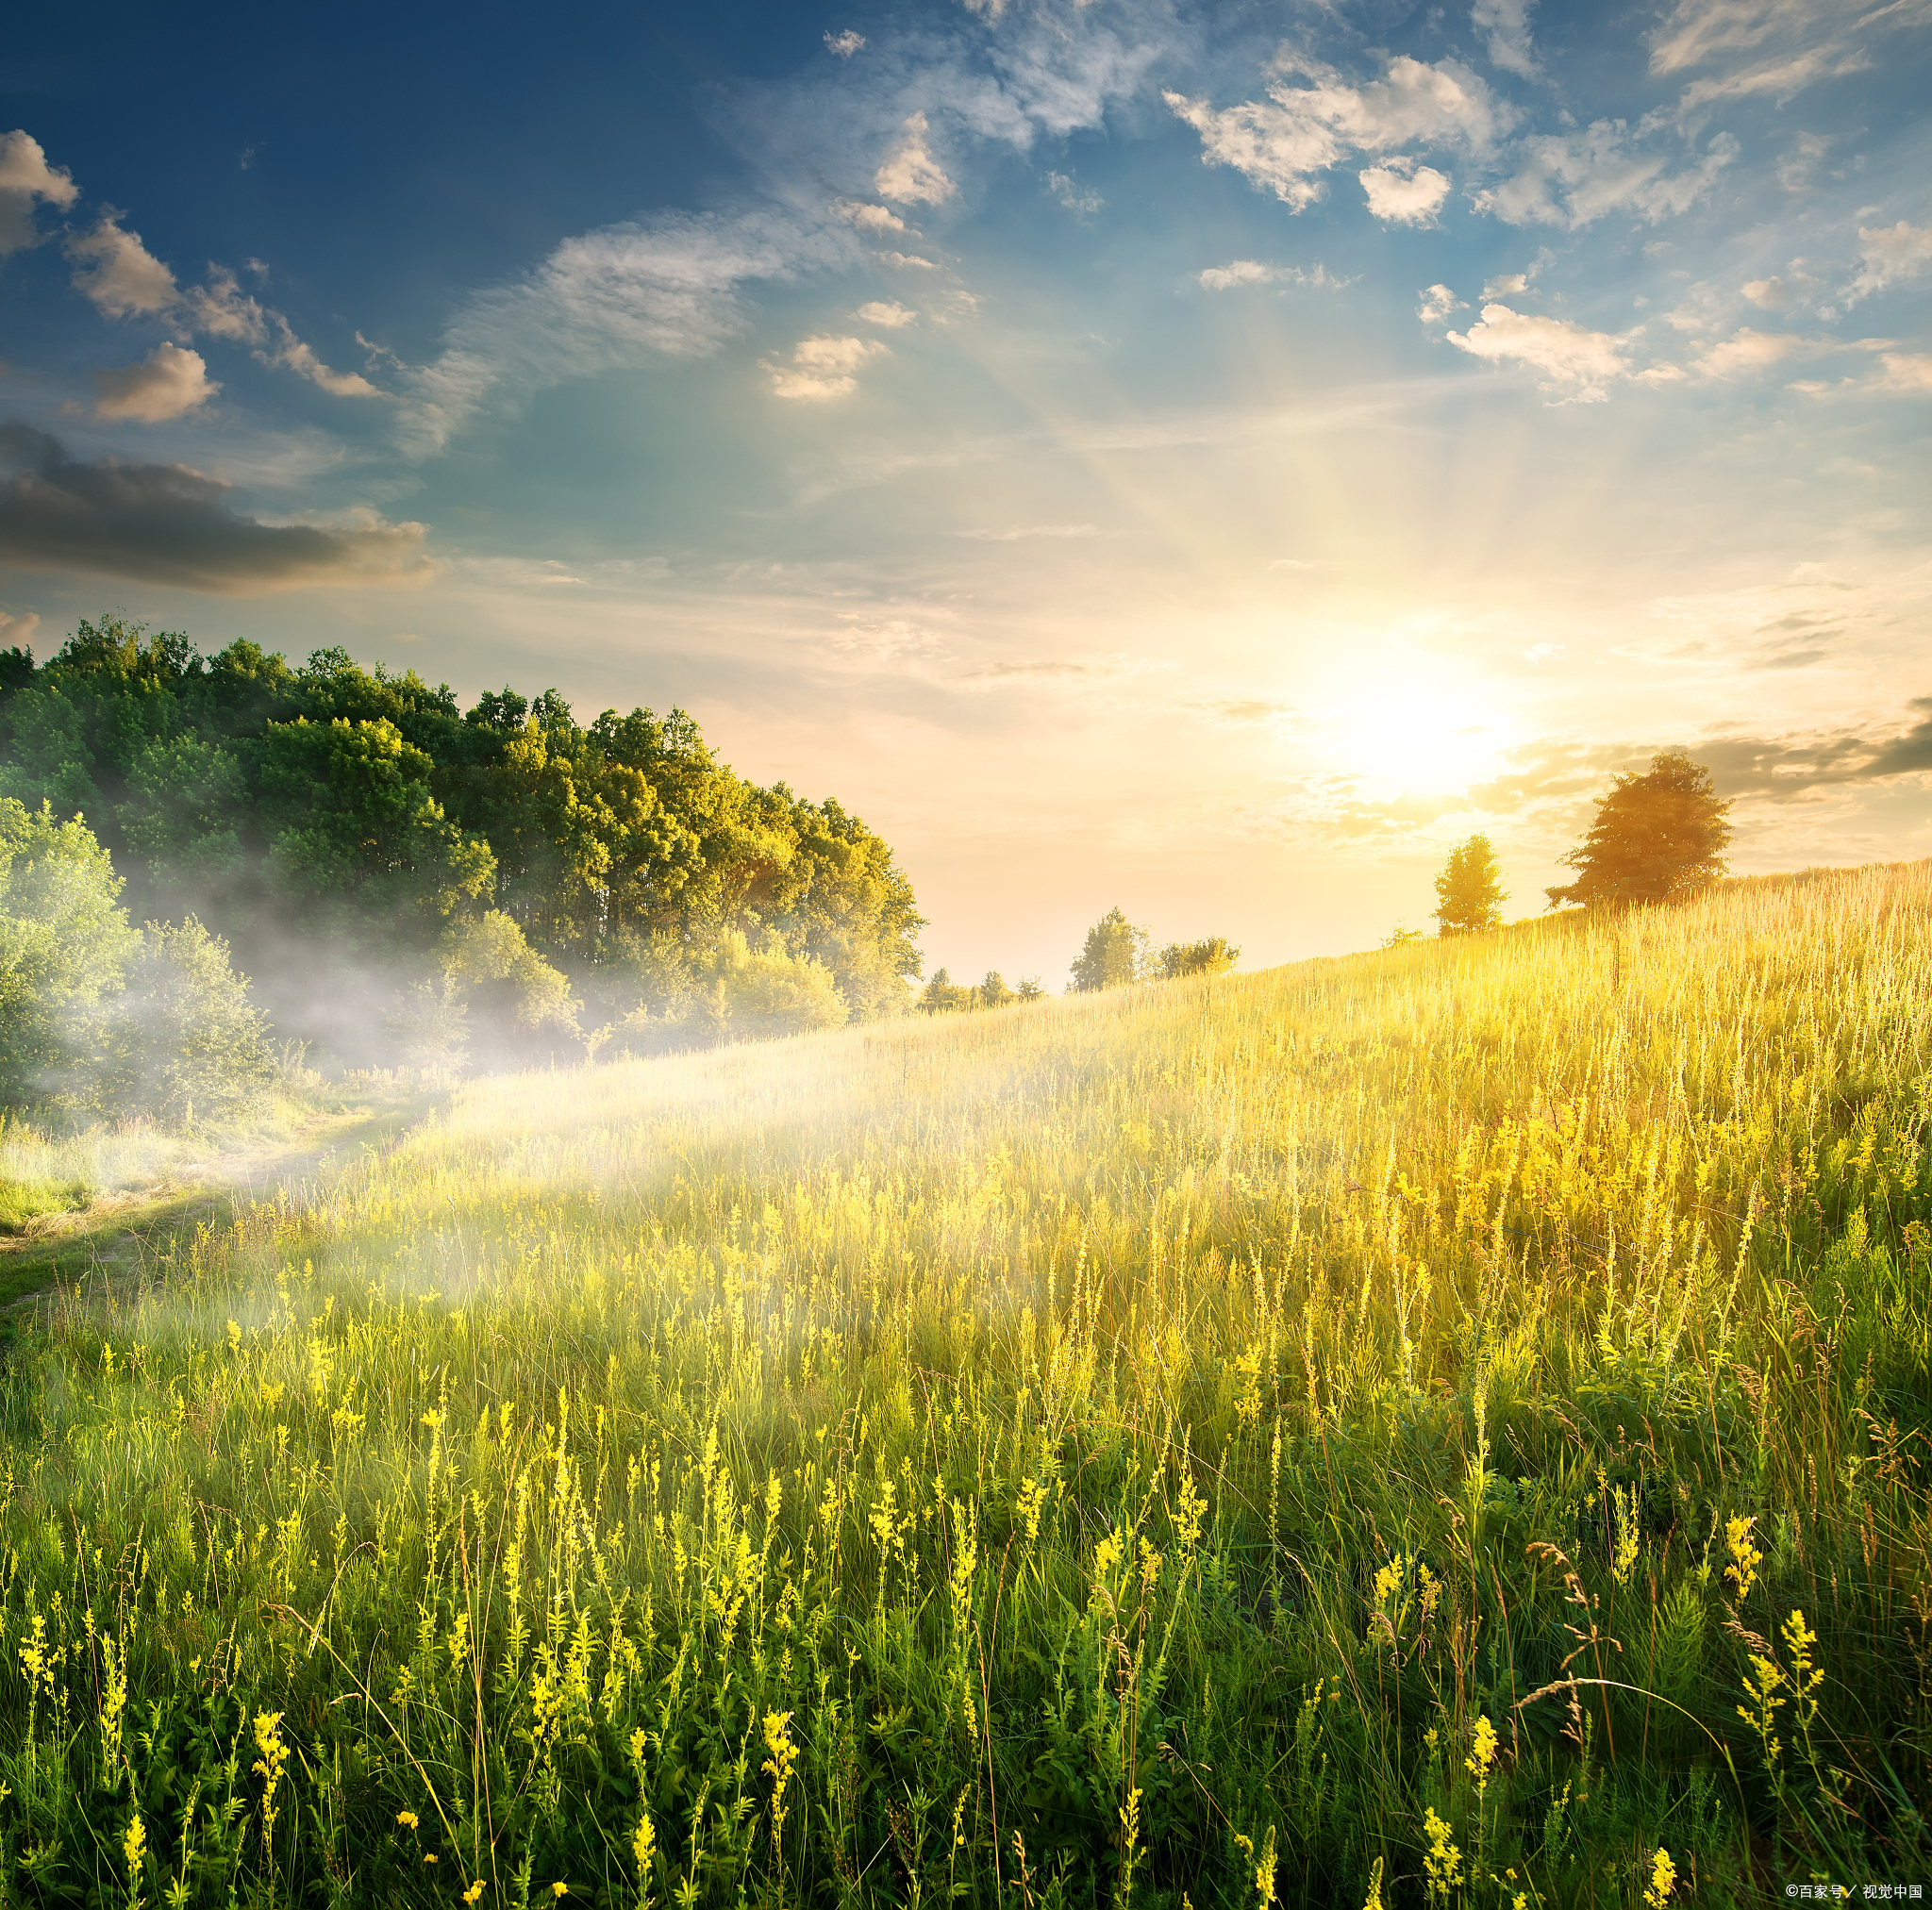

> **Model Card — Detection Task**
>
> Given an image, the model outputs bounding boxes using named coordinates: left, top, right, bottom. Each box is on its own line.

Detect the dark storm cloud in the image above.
left=0, top=424, right=431, bottom=593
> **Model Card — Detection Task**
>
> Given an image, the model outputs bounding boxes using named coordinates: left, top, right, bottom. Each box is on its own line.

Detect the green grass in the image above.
left=0, top=868, right=1929, bottom=1906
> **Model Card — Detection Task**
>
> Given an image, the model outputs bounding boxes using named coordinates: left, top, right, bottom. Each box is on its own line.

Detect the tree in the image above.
left=1068, top=907, right=1147, bottom=992
left=1545, top=752, right=1732, bottom=910
left=1433, top=835, right=1507, bottom=937
left=0, top=799, right=139, bottom=1109
left=1156, top=937, right=1240, bottom=979
left=101, top=917, right=275, bottom=1125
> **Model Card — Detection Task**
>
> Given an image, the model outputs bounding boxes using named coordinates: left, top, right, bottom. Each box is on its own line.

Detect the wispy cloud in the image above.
left=1473, top=0, right=1541, bottom=79
left=824, top=28, right=866, bottom=58
left=855, top=300, right=918, bottom=326
left=954, top=522, right=1102, bottom=540
left=1198, top=259, right=1350, bottom=290
left=1044, top=170, right=1103, bottom=217
left=402, top=208, right=850, bottom=452
left=1475, top=124, right=1738, bottom=228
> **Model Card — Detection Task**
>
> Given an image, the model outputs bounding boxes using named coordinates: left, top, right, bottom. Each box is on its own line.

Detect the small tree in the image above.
left=103, top=917, right=275, bottom=1125
left=977, top=971, right=1017, bottom=1008
left=1068, top=907, right=1147, bottom=993
left=1156, top=937, right=1241, bottom=979
left=1545, top=752, right=1732, bottom=910
left=1433, top=836, right=1507, bottom=937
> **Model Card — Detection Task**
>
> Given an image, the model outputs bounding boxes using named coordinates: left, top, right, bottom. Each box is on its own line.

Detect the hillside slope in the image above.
left=1, top=865, right=1928, bottom=1904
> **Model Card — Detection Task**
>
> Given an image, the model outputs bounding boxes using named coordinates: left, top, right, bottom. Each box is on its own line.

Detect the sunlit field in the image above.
left=3, top=867, right=1930, bottom=1907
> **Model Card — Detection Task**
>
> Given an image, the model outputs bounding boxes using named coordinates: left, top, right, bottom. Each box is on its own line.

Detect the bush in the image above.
left=100, top=917, right=275, bottom=1125
left=0, top=799, right=138, bottom=1111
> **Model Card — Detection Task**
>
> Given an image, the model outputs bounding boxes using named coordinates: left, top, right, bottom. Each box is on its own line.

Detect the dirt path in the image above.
left=0, top=1092, right=442, bottom=1318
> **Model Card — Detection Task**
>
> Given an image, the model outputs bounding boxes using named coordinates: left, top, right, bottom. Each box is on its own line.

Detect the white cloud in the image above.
left=1649, top=0, right=1862, bottom=75
left=1691, top=326, right=1890, bottom=379
left=763, top=333, right=888, bottom=401
left=403, top=208, right=839, bottom=453
left=1359, top=159, right=1452, bottom=225
left=1418, top=283, right=1467, bottom=323
left=1199, top=259, right=1351, bottom=291
left=0, top=129, right=78, bottom=256
left=1843, top=220, right=1932, bottom=305
left=1483, top=273, right=1528, bottom=297
left=66, top=211, right=180, bottom=318
left=1165, top=55, right=1505, bottom=212
left=879, top=250, right=940, bottom=271
left=268, top=315, right=386, bottom=398
left=1674, top=42, right=1871, bottom=108
left=1475, top=124, right=1737, bottom=228
left=1044, top=171, right=1104, bottom=217
left=91, top=342, right=219, bottom=423
left=1201, top=259, right=1274, bottom=290
left=1741, top=274, right=1794, bottom=309
left=856, top=300, right=918, bottom=326
left=1472, top=0, right=1540, bottom=78
left=833, top=198, right=911, bottom=236
left=1875, top=351, right=1932, bottom=393
left=875, top=112, right=957, bottom=206
left=185, top=265, right=268, bottom=343
left=824, top=28, right=865, bottom=57
left=1691, top=326, right=1812, bottom=377
left=1445, top=303, right=1633, bottom=401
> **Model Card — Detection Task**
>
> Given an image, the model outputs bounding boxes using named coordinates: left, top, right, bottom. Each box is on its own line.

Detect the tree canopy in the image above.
left=1545, top=751, right=1732, bottom=910
left=0, top=616, right=926, bottom=1059
left=1068, top=907, right=1146, bottom=992
left=1433, top=834, right=1507, bottom=936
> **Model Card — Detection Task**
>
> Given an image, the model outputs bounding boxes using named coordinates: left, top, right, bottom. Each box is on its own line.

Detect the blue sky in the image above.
left=3, top=0, right=1929, bottom=983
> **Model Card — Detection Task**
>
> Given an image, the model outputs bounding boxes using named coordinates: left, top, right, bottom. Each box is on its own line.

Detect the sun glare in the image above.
left=1313, top=680, right=1516, bottom=794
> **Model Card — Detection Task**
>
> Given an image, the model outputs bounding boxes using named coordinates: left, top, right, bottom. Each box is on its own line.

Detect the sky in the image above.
left=2, top=0, right=1929, bottom=988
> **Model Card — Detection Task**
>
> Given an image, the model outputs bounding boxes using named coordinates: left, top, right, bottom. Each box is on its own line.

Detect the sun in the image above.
left=1311, top=680, right=1518, bottom=795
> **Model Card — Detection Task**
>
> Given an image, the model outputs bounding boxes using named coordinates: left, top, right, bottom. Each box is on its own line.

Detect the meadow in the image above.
left=0, top=866, right=1928, bottom=1907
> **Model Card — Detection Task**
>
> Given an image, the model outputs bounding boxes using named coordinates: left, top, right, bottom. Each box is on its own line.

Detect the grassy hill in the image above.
left=1, top=864, right=1928, bottom=1905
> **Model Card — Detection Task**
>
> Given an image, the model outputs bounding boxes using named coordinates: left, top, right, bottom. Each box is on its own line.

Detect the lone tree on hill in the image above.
left=1545, top=750, right=1732, bottom=910
left=1432, top=835, right=1507, bottom=937
left=1069, top=906, right=1146, bottom=992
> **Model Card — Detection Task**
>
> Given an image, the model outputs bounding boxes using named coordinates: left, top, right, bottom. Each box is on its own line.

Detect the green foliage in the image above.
left=1433, top=834, right=1507, bottom=937
left=2, top=866, right=1928, bottom=1902
left=1069, top=905, right=1147, bottom=991
left=0, top=617, right=926, bottom=1047
left=1156, top=935, right=1241, bottom=978
left=98, top=917, right=276, bottom=1125
left=0, top=797, right=140, bottom=1107
left=1547, top=751, right=1732, bottom=910
left=917, top=968, right=1041, bottom=1013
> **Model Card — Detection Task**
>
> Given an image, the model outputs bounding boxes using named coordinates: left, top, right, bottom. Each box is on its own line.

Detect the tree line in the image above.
left=1409, top=751, right=1734, bottom=942
left=0, top=615, right=925, bottom=1104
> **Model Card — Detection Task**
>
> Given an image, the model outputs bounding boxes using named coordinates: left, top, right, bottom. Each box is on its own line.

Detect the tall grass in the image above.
left=1, top=867, right=1929, bottom=1906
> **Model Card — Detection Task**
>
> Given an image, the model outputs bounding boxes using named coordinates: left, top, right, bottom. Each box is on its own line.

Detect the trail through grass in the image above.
left=1, top=869, right=1929, bottom=1906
